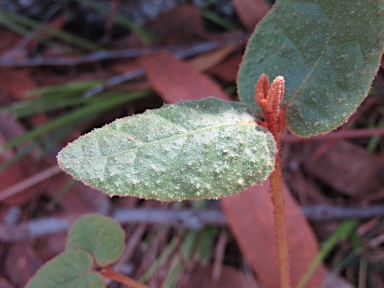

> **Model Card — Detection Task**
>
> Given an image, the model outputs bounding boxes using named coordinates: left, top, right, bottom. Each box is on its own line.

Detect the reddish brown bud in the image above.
left=255, top=74, right=270, bottom=108
left=266, top=76, right=285, bottom=113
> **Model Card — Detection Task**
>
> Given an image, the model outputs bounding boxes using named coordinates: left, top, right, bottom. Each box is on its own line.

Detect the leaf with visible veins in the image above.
left=238, top=0, right=384, bottom=136
left=57, top=98, right=276, bottom=201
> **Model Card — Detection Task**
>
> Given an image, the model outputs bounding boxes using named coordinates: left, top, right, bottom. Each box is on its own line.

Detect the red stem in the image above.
left=255, top=74, right=291, bottom=288
left=269, top=148, right=291, bottom=288
left=100, top=267, right=150, bottom=288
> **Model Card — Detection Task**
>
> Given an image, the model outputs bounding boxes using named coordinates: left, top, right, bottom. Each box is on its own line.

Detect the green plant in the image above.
left=31, top=0, right=384, bottom=287
left=25, top=214, right=149, bottom=288
left=0, top=11, right=104, bottom=52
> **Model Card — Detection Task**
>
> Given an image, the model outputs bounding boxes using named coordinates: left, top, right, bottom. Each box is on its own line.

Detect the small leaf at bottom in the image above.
left=25, top=250, right=104, bottom=288
left=66, top=213, right=125, bottom=266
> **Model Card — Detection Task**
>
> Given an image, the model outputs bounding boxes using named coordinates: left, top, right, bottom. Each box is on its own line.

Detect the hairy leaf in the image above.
left=58, top=98, right=276, bottom=201
left=238, top=0, right=384, bottom=136
left=66, top=214, right=125, bottom=266
left=25, top=251, right=104, bottom=288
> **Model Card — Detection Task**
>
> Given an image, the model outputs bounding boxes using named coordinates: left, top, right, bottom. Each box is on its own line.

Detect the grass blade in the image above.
left=0, top=11, right=103, bottom=51
left=74, top=0, right=156, bottom=45
left=295, top=219, right=358, bottom=288
left=1, top=91, right=149, bottom=151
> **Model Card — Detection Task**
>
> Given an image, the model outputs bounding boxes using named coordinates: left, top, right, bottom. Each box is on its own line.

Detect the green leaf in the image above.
left=57, top=98, right=276, bottom=201
left=237, top=0, right=384, bottom=136
left=25, top=250, right=104, bottom=288
left=66, top=214, right=125, bottom=266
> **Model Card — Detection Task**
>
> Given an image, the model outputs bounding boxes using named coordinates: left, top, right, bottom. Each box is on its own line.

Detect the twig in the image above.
left=112, top=224, right=147, bottom=274
left=0, top=34, right=248, bottom=67
left=83, top=68, right=144, bottom=97
left=0, top=215, right=71, bottom=241
left=112, top=208, right=226, bottom=230
left=2, top=204, right=383, bottom=242
left=100, top=267, right=150, bottom=288
left=2, top=205, right=383, bottom=241
left=1, top=1, right=63, bottom=62
left=212, top=229, right=229, bottom=281
left=281, top=128, right=384, bottom=143
left=301, top=204, right=384, bottom=222
left=83, top=41, right=241, bottom=97
left=0, top=165, right=61, bottom=202
left=101, top=0, right=119, bottom=44
left=0, top=208, right=225, bottom=241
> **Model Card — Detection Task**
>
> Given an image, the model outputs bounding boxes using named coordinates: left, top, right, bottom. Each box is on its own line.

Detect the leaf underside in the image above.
left=238, top=0, right=384, bottom=136
left=58, top=98, right=276, bottom=201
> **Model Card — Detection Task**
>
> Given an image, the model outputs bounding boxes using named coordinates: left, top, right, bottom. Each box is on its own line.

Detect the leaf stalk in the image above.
left=100, top=267, right=150, bottom=288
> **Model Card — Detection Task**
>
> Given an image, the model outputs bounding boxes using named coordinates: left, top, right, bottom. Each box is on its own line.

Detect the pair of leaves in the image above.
left=25, top=214, right=125, bottom=288
left=58, top=0, right=384, bottom=201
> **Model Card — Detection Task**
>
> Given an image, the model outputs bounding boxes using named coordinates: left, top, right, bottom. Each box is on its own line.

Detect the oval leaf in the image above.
left=57, top=98, right=276, bottom=201
left=238, top=0, right=384, bottom=136
left=66, top=214, right=125, bottom=266
left=25, top=251, right=104, bottom=288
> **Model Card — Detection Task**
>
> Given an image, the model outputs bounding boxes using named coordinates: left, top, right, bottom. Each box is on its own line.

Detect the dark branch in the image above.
left=0, top=35, right=248, bottom=67
left=281, top=128, right=384, bottom=142
left=301, top=204, right=384, bottom=222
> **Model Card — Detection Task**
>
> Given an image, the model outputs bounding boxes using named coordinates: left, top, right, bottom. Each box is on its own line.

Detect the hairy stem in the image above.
left=269, top=148, right=290, bottom=288
left=255, top=74, right=290, bottom=288
left=100, top=267, right=150, bottom=288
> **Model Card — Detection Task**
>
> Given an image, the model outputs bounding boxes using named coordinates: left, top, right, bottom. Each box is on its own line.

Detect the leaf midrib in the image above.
left=287, top=4, right=334, bottom=105
left=63, top=122, right=258, bottom=161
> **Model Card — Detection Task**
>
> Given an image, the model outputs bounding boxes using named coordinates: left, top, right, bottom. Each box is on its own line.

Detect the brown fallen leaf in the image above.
left=37, top=11, right=67, bottom=40
left=232, top=0, right=271, bottom=30
left=208, top=53, right=243, bottom=82
left=0, top=68, right=36, bottom=100
left=36, top=232, right=67, bottom=260
left=323, top=271, right=354, bottom=288
left=288, top=163, right=332, bottom=205
left=43, top=174, right=98, bottom=214
left=0, top=118, right=41, bottom=206
left=110, top=60, right=142, bottom=74
left=149, top=4, right=208, bottom=45
left=0, top=150, right=29, bottom=205
left=139, top=52, right=231, bottom=102
left=184, top=265, right=256, bottom=288
left=188, top=43, right=241, bottom=72
left=0, top=28, right=24, bottom=56
left=5, top=242, right=43, bottom=287
left=0, top=277, right=14, bottom=288
left=221, top=180, right=325, bottom=288
left=305, top=140, right=384, bottom=196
